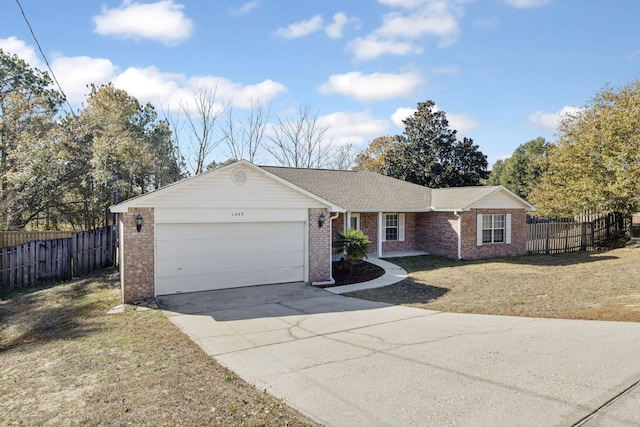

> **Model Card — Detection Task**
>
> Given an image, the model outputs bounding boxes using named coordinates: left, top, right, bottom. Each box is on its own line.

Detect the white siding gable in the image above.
left=470, top=190, right=528, bottom=210
left=127, top=166, right=326, bottom=209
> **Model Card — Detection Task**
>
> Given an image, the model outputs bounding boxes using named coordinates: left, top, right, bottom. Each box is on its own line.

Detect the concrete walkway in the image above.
left=158, top=283, right=640, bottom=427
left=324, top=257, right=408, bottom=295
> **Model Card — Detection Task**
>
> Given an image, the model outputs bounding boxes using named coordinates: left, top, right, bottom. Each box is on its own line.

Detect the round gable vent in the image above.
left=232, top=168, right=248, bottom=184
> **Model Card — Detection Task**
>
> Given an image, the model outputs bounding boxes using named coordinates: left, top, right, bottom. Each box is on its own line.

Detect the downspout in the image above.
left=454, top=210, right=462, bottom=260
left=377, top=211, right=383, bottom=257
left=312, top=211, right=340, bottom=286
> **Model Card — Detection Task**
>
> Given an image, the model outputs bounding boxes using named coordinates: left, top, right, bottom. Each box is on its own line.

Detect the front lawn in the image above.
left=0, top=272, right=314, bottom=426
left=345, top=239, right=640, bottom=321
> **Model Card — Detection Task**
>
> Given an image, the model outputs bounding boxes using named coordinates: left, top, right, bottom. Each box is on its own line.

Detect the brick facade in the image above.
left=120, top=207, right=155, bottom=303
left=460, top=209, right=528, bottom=260
left=330, top=209, right=528, bottom=261
left=382, top=212, right=417, bottom=253
left=118, top=206, right=527, bottom=302
left=419, top=211, right=459, bottom=259
left=308, top=208, right=331, bottom=283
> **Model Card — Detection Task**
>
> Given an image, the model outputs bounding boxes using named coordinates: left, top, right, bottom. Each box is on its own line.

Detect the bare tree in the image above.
left=330, top=143, right=358, bottom=170
left=223, top=98, right=271, bottom=163
left=180, top=83, right=224, bottom=175
left=266, top=104, right=332, bottom=168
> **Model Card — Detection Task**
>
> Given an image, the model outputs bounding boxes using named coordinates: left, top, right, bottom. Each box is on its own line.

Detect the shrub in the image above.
left=333, top=229, right=372, bottom=271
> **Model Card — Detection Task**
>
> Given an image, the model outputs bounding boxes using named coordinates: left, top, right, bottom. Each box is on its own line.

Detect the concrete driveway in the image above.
left=158, top=283, right=640, bottom=427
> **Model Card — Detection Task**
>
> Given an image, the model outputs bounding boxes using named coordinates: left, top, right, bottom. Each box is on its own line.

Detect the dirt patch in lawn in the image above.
left=0, top=271, right=315, bottom=426
left=345, top=239, right=640, bottom=322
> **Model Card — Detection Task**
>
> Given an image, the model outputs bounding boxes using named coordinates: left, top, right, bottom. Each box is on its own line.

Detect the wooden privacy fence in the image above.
left=0, top=230, right=73, bottom=248
left=0, top=226, right=115, bottom=290
left=527, top=212, right=629, bottom=255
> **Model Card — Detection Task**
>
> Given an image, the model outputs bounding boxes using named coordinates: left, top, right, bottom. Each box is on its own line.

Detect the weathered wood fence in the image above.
left=0, top=226, right=115, bottom=290
left=527, top=212, right=630, bottom=255
left=0, top=230, right=73, bottom=248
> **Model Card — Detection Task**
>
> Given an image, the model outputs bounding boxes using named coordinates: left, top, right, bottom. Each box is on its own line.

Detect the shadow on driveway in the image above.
left=156, top=281, right=391, bottom=321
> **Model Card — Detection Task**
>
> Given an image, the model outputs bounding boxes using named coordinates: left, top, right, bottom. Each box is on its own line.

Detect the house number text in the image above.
left=232, top=212, right=244, bottom=217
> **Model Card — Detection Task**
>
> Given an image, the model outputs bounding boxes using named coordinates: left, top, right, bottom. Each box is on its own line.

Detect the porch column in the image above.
left=377, top=211, right=383, bottom=257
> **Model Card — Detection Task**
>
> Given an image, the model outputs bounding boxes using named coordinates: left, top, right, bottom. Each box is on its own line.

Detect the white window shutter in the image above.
left=381, top=214, right=386, bottom=242
left=505, top=214, right=512, bottom=244
left=477, top=214, right=483, bottom=246
left=399, top=214, right=405, bottom=242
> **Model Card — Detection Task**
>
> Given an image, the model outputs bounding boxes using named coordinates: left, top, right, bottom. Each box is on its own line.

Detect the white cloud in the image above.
left=376, top=9, right=459, bottom=42
left=203, top=77, right=287, bottom=109
left=529, top=106, right=582, bottom=132
left=231, top=1, right=259, bottom=16
left=447, top=113, right=479, bottom=135
left=348, top=35, right=422, bottom=61
left=319, top=71, right=422, bottom=102
left=0, top=36, right=42, bottom=68
left=0, top=38, right=117, bottom=103
left=93, top=0, right=193, bottom=45
left=347, top=0, right=465, bottom=60
left=505, top=0, right=551, bottom=9
left=274, top=15, right=323, bottom=39
left=378, top=0, right=428, bottom=8
left=325, top=12, right=349, bottom=39
left=52, top=56, right=118, bottom=103
left=391, top=105, right=479, bottom=135
left=391, top=107, right=416, bottom=127
left=113, top=66, right=186, bottom=107
left=0, top=36, right=287, bottom=117
left=319, top=111, right=390, bottom=146
left=112, top=66, right=287, bottom=113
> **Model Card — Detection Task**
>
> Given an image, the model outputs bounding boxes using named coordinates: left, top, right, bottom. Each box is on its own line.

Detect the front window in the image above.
left=385, top=214, right=398, bottom=241
left=482, top=214, right=505, bottom=244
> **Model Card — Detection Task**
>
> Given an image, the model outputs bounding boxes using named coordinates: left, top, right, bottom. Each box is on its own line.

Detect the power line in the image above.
left=14, top=0, right=76, bottom=116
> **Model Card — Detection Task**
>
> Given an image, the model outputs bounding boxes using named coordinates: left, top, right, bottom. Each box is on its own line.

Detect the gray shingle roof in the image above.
left=430, top=186, right=503, bottom=210
left=261, top=166, right=432, bottom=211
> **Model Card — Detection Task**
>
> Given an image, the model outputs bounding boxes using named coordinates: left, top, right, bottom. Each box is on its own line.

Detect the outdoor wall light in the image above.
left=135, top=213, right=143, bottom=232
left=318, top=212, right=326, bottom=228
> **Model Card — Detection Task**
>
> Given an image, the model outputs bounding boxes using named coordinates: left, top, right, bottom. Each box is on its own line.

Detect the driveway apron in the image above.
left=158, top=283, right=640, bottom=427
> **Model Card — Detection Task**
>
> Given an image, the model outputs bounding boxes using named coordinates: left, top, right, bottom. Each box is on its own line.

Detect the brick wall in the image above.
left=420, top=212, right=459, bottom=259
left=460, top=209, right=528, bottom=260
left=360, top=213, right=378, bottom=254
left=120, top=207, right=155, bottom=303
left=308, top=208, right=331, bottom=282
left=382, top=212, right=417, bottom=253
left=330, top=209, right=528, bottom=261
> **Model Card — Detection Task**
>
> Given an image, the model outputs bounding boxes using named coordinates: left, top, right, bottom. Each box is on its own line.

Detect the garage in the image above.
left=155, top=221, right=306, bottom=295
left=111, top=161, right=338, bottom=303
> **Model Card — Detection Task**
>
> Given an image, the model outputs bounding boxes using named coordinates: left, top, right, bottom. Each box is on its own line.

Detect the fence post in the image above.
left=545, top=222, right=550, bottom=254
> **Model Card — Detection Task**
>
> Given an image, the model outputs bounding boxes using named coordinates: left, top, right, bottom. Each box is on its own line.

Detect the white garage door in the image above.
left=156, top=222, right=305, bottom=295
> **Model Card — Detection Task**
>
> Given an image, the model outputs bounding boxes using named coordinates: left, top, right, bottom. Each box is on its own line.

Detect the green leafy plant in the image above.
left=333, top=229, right=372, bottom=271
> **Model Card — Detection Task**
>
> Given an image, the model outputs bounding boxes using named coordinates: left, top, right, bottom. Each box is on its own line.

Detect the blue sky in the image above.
left=2, top=0, right=639, bottom=168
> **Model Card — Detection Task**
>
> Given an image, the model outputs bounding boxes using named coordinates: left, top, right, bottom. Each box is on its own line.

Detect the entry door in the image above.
left=349, top=213, right=360, bottom=230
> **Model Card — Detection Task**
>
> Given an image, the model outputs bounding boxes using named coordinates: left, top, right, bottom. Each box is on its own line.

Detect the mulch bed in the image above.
left=319, top=260, right=385, bottom=288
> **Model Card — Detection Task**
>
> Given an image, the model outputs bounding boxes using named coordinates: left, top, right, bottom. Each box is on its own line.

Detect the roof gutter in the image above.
left=430, top=207, right=469, bottom=212
left=312, top=211, right=341, bottom=286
